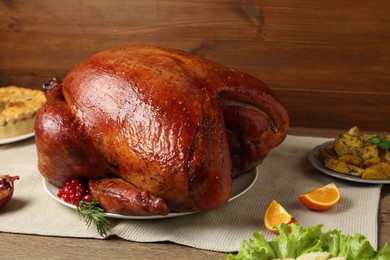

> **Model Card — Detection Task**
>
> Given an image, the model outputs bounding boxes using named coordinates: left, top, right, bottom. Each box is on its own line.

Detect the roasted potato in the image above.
left=324, top=158, right=364, bottom=177
left=338, top=155, right=362, bottom=166
left=347, top=125, right=360, bottom=136
left=384, top=151, right=390, bottom=163
left=361, top=145, right=380, bottom=167
left=318, top=126, right=390, bottom=180
left=333, top=133, right=362, bottom=157
left=362, top=162, right=390, bottom=180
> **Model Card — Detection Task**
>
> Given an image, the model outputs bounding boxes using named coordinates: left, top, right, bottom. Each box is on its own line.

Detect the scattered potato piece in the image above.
left=384, top=151, right=390, bottom=163
left=334, top=134, right=362, bottom=157
left=324, top=158, right=364, bottom=177
left=362, top=162, right=390, bottom=180
left=338, top=155, right=362, bottom=166
left=347, top=125, right=360, bottom=136
left=319, top=147, right=337, bottom=160
left=363, top=157, right=382, bottom=168
left=361, top=144, right=381, bottom=167
left=361, top=145, right=379, bottom=161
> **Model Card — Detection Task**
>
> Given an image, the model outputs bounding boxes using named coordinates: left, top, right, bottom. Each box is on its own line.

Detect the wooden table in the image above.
left=1, top=127, right=389, bottom=259
left=1, top=0, right=390, bottom=132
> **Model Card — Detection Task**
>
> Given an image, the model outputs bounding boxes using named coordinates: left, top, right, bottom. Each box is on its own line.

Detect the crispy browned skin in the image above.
left=89, top=178, right=170, bottom=216
left=35, top=84, right=109, bottom=185
left=35, top=45, right=289, bottom=215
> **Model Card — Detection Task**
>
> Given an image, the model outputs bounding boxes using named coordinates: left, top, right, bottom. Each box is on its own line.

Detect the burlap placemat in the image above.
left=0, top=135, right=381, bottom=252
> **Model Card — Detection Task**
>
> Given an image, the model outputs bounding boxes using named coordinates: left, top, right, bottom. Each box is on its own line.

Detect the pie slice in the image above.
left=0, top=86, right=46, bottom=139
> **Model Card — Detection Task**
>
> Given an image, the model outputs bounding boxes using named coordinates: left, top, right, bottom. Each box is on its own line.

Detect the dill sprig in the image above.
left=76, top=199, right=111, bottom=237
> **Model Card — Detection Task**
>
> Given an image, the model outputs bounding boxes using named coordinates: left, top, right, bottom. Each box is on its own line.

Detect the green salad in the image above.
left=227, top=223, right=390, bottom=260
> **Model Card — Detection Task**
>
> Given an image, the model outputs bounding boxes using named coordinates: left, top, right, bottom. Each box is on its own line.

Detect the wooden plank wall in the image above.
left=1, top=0, right=389, bottom=131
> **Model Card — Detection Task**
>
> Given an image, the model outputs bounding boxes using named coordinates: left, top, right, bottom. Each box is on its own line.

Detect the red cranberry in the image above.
left=83, top=194, right=92, bottom=202
left=57, top=178, right=91, bottom=205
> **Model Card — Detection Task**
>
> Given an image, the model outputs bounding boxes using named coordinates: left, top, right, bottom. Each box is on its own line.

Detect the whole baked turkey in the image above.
left=35, top=45, right=289, bottom=216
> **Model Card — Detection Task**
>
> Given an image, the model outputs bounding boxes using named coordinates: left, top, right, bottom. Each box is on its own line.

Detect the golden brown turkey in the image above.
left=35, top=45, right=289, bottom=216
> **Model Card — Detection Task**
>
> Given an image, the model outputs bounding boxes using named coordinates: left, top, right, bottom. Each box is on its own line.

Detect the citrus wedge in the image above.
left=299, top=183, right=340, bottom=211
left=264, top=200, right=297, bottom=233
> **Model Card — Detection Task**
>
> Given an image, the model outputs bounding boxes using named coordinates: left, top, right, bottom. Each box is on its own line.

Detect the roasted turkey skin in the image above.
left=35, top=45, right=289, bottom=214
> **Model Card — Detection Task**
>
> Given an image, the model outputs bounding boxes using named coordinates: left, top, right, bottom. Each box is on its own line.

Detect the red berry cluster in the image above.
left=57, top=178, right=92, bottom=206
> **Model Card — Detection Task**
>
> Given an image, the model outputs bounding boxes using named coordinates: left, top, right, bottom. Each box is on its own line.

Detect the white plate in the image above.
left=0, top=132, right=35, bottom=145
left=308, top=141, right=390, bottom=184
left=43, top=169, right=258, bottom=219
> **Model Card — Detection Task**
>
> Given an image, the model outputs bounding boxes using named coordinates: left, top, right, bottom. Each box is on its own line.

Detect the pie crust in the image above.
left=0, top=86, right=46, bottom=139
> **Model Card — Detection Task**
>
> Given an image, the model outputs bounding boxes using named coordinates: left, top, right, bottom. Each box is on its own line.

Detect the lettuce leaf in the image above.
left=226, top=223, right=390, bottom=260
left=270, top=223, right=324, bottom=258
left=338, top=232, right=376, bottom=259
left=374, top=245, right=390, bottom=260
left=226, top=231, right=276, bottom=260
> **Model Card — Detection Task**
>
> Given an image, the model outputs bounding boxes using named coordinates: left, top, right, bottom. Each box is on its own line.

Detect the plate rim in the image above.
left=43, top=169, right=258, bottom=219
left=308, top=141, right=390, bottom=184
left=0, top=132, right=35, bottom=145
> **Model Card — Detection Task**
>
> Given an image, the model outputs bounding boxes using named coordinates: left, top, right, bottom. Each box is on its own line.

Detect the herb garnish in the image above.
left=368, top=135, right=390, bottom=150
left=76, top=199, right=111, bottom=237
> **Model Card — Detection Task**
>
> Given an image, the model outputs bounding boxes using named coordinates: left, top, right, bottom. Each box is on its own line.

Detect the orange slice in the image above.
left=264, top=200, right=297, bottom=233
left=298, top=183, right=340, bottom=211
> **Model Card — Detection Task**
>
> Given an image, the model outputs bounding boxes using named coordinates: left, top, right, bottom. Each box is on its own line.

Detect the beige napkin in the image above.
left=0, top=135, right=381, bottom=252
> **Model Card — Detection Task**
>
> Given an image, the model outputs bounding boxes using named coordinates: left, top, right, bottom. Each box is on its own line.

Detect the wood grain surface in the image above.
left=1, top=0, right=389, bottom=131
